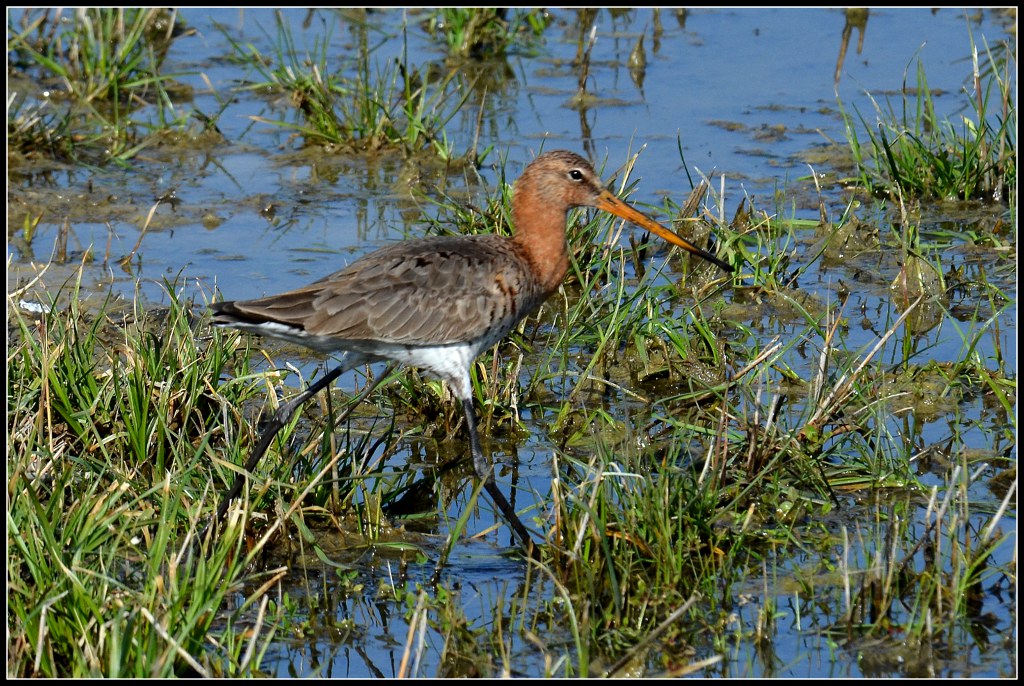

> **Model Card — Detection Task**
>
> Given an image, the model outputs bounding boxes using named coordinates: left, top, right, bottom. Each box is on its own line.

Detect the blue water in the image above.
left=8, top=7, right=1015, bottom=678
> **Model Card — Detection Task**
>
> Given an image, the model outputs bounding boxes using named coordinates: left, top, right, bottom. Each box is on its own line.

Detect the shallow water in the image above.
left=7, top=7, right=1016, bottom=678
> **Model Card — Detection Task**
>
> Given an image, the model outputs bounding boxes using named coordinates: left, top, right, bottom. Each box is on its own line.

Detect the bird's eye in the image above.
left=568, top=169, right=584, bottom=182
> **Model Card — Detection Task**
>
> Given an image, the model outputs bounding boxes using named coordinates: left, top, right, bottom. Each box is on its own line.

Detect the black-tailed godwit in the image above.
left=211, top=150, right=731, bottom=558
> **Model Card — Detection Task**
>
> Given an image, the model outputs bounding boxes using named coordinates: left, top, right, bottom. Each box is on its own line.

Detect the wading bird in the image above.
left=211, top=150, right=731, bottom=559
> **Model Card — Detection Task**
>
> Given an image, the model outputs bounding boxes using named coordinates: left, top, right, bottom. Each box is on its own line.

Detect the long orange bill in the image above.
left=595, top=189, right=733, bottom=273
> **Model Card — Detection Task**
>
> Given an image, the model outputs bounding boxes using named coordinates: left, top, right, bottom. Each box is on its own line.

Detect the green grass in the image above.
left=7, top=275, right=268, bottom=676
left=839, top=31, right=1016, bottom=203
left=218, top=11, right=476, bottom=160
left=8, top=8, right=181, bottom=104
left=7, top=8, right=198, bottom=165
left=7, top=27, right=1015, bottom=668
left=6, top=264, right=454, bottom=676
left=422, top=8, right=550, bottom=60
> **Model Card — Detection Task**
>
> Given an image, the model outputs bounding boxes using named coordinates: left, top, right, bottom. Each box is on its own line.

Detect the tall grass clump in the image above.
left=220, top=11, right=473, bottom=159
left=422, top=8, right=550, bottom=59
left=840, top=31, right=1015, bottom=203
left=6, top=272, right=292, bottom=676
left=7, top=8, right=195, bottom=164
left=8, top=8, right=181, bottom=103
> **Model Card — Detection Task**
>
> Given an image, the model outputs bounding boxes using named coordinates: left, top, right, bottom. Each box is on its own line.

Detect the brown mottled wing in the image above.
left=225, top=235, right=544, bottom=345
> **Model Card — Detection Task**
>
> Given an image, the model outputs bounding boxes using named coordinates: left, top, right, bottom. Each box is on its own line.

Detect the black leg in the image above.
left=462, top=398, right=539, bottom=559
left=197, top=362, right=396, bottom=550
left=212, top=364, right=345, bottom=524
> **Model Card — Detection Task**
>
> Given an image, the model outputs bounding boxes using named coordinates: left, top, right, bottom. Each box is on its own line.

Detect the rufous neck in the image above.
left=511, top=188, right=571, bottom=293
